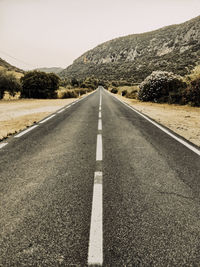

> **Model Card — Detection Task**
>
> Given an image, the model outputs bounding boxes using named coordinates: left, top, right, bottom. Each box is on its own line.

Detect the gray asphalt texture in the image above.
left=0, top=87, right=200, bottom=266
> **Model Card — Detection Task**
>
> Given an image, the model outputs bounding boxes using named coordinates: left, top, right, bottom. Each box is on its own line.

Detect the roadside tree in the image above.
left=20, top=71, right=60, bottom=98
left=0, top=70, right=21, bottom=99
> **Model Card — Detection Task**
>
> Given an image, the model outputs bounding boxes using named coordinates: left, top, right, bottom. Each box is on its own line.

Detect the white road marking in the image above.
left=0, top=143, right=8, bottom=149
left=96, top=134, right=102, bottom=161
left=99, top=105, right=101, bottom=111
left=57, top=108, right=65, bottom=113
left=99, top=111, right=102, bottom=118
left=39, top=114, right=56, bottom=124
left=98, top=119, right=102, bottom=131
left=88, top=171, right=103, bottom=266
left=99, top=92, right=102, bottom=106
left=108, top=90, right=200, bottom=157
left=14, top=125, right=38, bottom=138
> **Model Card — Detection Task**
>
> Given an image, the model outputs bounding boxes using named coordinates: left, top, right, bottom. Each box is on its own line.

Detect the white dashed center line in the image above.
left=98, top=119, right=102, bottom=131
left=96, top=134, right=103, bottom=161
left=88, top=89, right=103, bottom=266
left=88, top=171, right=103, bottom=266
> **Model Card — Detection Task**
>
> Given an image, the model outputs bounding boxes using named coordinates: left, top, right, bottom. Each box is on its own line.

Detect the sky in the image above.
left=0, top=0, right=200, bottom=70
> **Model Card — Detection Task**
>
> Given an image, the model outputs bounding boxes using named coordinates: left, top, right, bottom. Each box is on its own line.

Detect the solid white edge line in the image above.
left=107, top=90, right=200, bottom=157
left=39, top=114, right=56, bottom=124
left=98, top=119, right=102, bottom=131
left=14, top=125, right=38, bottom=138
left=0, top=143, right=8, bottom=149
left=88, top=171, right=103, bottom=266
left=57, top=108, right=65, bottom=113
left=96, top=134, right=102, bottom=161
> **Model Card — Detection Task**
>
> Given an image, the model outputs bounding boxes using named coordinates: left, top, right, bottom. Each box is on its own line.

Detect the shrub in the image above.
left=138, top=71, right=186, bottom=103
left=184, top=77, right=200, bottom=106
left=60, top=90, right=78, bottom=98
left=20, top=71, right=60, bottom=99
left=126, top=90, right=138, bottom=99
left=111, top=88, right=118, bottom=94
left=75, top=88, right=87, bottom=96
left=80, top=77, right=98, bottom=90
left=71, top=77, right=79, bottom=87
left=121, top=89, right=127, bottom=96
left=0, top=70, right=21, bottom=99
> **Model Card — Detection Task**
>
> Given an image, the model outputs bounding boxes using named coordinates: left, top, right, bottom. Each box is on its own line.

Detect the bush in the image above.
left=111, top=88, right=118, bottom=94
left=80, top=77, right=98, bottom=90
left=184, top=78, right=200, bottom=106
left=60, top=90, right=78, bottom=98
left=138, top=71, right=186, bottom=103
left=75, top=88, right=89, bottom=96
left=0, top=70, right=21, bottom=99
left=126, top=90, right=138, bottom=99
left=20, top=71, right=60, bottom=99
left=121, top=89, right=127, bottom=96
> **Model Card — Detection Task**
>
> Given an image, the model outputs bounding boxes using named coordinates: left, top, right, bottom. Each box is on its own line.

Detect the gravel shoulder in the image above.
left=115, top=94, right=200, bottom=147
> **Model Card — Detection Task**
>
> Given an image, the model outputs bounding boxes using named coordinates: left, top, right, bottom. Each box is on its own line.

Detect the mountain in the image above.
left=0, top=57, right=23, bottom=73
left=60, top=15, right=200, bottom=83
left=35, top=67, right=63, bottom=74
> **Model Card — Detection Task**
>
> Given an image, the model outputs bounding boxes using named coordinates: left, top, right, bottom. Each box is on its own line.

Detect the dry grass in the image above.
left=115, top=95, right=200, bottom=147
left=0, top=66, right=24, bottom=80
left=57, top=87, right=90, bottom=99
left=109, top=85, right=139, bottom=95
left=0, top=98, right=76, bottom=140
left=117, top=85, right=139, bottom=94
left=186, top=65, right=200, bottom=81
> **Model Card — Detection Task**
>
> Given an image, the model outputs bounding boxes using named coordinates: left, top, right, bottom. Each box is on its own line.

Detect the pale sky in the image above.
left=0, top=0, right=200, bottom=70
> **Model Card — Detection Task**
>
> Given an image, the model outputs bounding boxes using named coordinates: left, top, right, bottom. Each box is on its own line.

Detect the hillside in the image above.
left=60, top=15, right=200, bottom=83
left=35, top=67, right=63, bottom=74
left=0, top=57, right=23, bottom=73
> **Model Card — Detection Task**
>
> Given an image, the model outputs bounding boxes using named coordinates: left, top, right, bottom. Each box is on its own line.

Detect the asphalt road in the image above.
left=0, top=87, right=200, bottom=266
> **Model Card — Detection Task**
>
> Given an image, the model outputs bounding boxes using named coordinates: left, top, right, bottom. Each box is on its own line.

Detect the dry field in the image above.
left=115, top=95, right=200, bottom=147
left=0, top=98, right=76, bottom=140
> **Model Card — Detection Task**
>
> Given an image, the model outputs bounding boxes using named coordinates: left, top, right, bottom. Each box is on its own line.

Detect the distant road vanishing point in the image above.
left=0, top=87, right=200, bottom=266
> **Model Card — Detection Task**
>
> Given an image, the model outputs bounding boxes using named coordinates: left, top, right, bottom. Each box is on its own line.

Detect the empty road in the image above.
left=0, top=87, right=200, bottom=266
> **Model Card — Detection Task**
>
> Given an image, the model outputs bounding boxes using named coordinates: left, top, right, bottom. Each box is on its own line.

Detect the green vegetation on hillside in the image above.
left=35, top=67, right=63, bottom=74
left=60, top=15, right=200, bottom=83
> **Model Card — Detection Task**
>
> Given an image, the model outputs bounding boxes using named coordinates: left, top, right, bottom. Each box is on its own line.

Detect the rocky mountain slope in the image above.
left=35, top=67, right=63, bottom=74
left=60, top=15, right=200, bottom=83
left=0, top=57, right=23, bottom=73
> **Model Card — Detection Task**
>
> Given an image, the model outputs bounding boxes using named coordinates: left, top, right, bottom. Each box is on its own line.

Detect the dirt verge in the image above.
left=0, top=98, right=76, bottom=140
